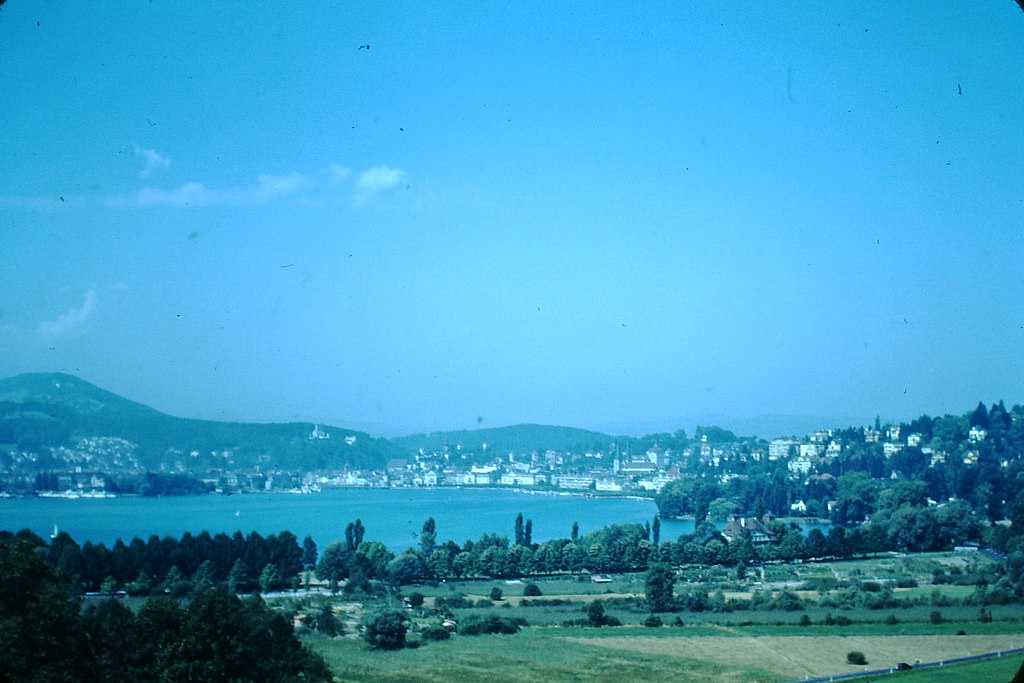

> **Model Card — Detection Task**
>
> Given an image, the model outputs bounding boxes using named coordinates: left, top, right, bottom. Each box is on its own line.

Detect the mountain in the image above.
left=391, top=423, right=617, bottom=455
left=0, top=372, right=404, bottom=472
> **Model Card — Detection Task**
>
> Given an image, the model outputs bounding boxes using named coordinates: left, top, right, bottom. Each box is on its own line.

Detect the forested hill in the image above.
left=391, top=423, right=617, bottom=456
left=0, top=372, right=403, bottom=472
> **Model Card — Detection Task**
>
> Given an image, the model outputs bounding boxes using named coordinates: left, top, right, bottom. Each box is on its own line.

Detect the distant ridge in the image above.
left=0, top=372, right=403, bottom=471
left=391, top=423, right=617, bottom=455
left=595, top=413, right=879, bottom=440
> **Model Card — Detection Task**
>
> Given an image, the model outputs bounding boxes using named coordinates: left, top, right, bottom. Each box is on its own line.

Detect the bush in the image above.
left=798, top=614, right=811, bottom=627
left=929, top=610, right=943, bottom=624
left=315, top=605, right=342, bottom=636
left=460, top=615, right=523, bottom=636
left=420, top=625, right=451, bottom=641
left=489, top=586, right=503, bottom=601
left=520, top=598, right=570, bottom=607
left=523, top=583, right=542, bottom=597
left=847, top=651, right=867, bottom=666
left=475, top=599, right=494, bottom=608
left=884, top=614, right=899, bottom=625
left=434, top=595, right=472, bottom=609
left=644, top=615, right=663, bottom=627
left=407, top=592, right=424, bottom=608
left=364, top=609, right=408, bottom=650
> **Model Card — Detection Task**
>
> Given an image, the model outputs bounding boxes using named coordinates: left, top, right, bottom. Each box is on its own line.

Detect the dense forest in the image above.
left=0, top=533, right=331, bottom=682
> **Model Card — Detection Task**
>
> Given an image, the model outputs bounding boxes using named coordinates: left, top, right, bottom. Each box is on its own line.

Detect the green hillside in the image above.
left=0, top=372, right=402, bottom=472
left=391, top=423, right=617, bottom=455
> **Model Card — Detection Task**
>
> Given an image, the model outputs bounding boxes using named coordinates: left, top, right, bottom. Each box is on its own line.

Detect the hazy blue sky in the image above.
left=2, top=2, right=1022, bottom=436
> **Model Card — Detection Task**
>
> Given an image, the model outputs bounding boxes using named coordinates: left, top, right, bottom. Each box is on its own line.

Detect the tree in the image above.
left=571, top=521, right=579, bottom=542
left=969, top=401, right=990, bottom=429
left=316, top=542, right=353, bottom=587
left=420, top=517, right=436, bottom=556
left=645, top=563, right=676, bottom=612
left=315, top=604, right=342, bottom=636
left=192, top=559, right=217, bottom=594
left=259, top=563, right=279, bottom=593
left=386, top=551, right=427, bottom=586
left=514, top=512, right=525, bottom=546
left=0, top=539, right=94, bottom=682
left=355, top=541, right=394, bottom=580
left=364, top=609, right=407, bottom=650
left=226, top=558, right=247, bottom=594
left=652, top=516, right=661, bottom=546
left=301, top=536, right=318, bottom=570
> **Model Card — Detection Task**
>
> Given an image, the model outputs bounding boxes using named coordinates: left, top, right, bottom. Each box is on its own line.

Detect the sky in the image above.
left=1, top=2, right=1022, bottom=437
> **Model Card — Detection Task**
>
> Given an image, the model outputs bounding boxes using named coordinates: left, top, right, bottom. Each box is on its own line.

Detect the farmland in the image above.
left=294, top=551, right=1024, bottom=682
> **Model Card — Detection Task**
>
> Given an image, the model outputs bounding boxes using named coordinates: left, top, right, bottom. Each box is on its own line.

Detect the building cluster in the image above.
left=0, top=416, right=1007, bottom=498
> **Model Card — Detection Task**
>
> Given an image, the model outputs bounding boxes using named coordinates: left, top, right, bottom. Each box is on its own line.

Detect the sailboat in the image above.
left=50, top=523, right=59, bottom=539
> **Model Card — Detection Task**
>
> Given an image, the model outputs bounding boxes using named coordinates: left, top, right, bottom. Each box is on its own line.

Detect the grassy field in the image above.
left=312, top=628, right=779, bottom=682
left=295, top=552, right=1023, bottom=682
left=311, top=625, right=1024, bottom=682
left=561, top=631, right=1024, bottom=680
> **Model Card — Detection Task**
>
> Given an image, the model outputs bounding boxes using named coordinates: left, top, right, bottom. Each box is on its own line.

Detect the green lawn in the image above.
left=312, top=629, right=778, bottom=683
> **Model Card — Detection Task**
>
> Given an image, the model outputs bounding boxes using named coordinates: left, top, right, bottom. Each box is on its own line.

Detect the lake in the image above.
left=1, top=488, right=696, bottom=551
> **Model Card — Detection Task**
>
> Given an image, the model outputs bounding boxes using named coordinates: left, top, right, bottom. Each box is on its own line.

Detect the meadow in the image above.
left=286, top=551, right=1024, bottom=682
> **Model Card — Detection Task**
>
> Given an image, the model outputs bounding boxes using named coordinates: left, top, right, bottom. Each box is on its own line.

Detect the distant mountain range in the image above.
left=0, top=373, right=882, bottom=475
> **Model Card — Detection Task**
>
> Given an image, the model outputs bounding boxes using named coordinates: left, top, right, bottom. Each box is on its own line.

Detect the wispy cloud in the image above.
left=38, top=290, right=98, bottom=339
left=103, top=163, right=409, bottom=208
left=134, top=145, right=171, bottom=178
left=254, top=172, right=314, bottom=203
left=329, top=164, right=352, bottom=183
left=112, top=182, right=220, bottom=208
left=357, top=166, right=407, bottom=193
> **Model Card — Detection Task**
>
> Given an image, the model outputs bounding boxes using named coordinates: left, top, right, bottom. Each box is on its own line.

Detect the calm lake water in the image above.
left=1, top=488, right=696, bottom=552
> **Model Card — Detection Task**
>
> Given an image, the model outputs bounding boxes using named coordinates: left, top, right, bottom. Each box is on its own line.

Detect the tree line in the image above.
left=36, top=527, right=314, bottom=596
left=0, top=534, right=332, bottom=682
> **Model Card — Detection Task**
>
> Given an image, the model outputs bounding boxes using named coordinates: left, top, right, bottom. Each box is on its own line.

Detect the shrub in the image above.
left=420, top=625, right=451, bottom=641
left=644, top=615, right=663, bottom=627
left=884, top=614, right=899, bottom=625
left=460, top=615, right=523, bottom=636
left=523, top=583, right=542, bottom=597
left=364, top=610, right=408, bottom=650
left=435, top=595, right=471, bottom=609
left=929, top=610, right=943, bottom=624
left=407, top=592, right=424, bottom=608
left=847, top=651, right=867, bottom=666
left=520, top=598, right=569, bottom=607
left=798, top=614, right=811, bottom=627
left=895, top=577, right=918, bottom=588
left=475, top=599, right=494, bottom=608
left=315, top=605, right=342, bottom=636
left=489, top=586, right=503, bottom=601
